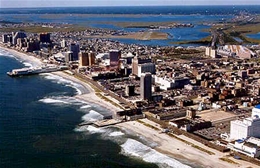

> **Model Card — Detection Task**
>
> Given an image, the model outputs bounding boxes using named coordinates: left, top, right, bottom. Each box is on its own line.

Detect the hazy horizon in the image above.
left=1, top=0, right=260, bottom=8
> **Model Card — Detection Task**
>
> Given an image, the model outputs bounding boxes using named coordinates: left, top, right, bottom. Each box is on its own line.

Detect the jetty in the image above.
left=7, top=65, right=68, bottom=77
left=78, top=119, right=123, bottom=128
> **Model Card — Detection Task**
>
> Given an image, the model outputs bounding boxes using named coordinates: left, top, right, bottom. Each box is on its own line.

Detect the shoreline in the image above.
left=0, top=45, right=256, bottom=168
left=0, top=45, right=121, bottom=114
left=117, top=119, right=257, bottom=168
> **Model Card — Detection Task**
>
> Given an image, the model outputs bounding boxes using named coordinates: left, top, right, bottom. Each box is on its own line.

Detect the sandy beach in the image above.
left=0, top=45, right=257, bottom=168
left=52, top=71, right=122, bottom=114
left=118, top=119, right=257, bottom=168
left=0, top=45, right=42, bottom=67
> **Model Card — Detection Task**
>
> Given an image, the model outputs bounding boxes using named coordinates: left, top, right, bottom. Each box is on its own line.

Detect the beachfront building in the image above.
left=88, top=52, right=96, bottom=66
left=229, top=137, right=260, bottom=158
left=65, top=51, right=73, bottom=63
left=140, top=73, right=152, bottom=100
left=12, top=31, right=26, bottom=45
left=230, top=105, right=260, bottom=140
left=2, top=34, right=8, bottom=43
left=69, top=43, right=80, bottom=61
left=79, top=52, right=89, bottom=67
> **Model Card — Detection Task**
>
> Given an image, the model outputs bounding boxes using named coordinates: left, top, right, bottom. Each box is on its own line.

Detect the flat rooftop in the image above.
left=198, top=109, right=236, bottom=122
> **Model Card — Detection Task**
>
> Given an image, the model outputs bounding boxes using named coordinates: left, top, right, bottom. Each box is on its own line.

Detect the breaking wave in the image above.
left=23, top=62, right=33, bottom=67
left=81, top=110, right=104, bottom=122
left=80, top=105, right=92, bottom=109
left=39, top=98, right=69, bottom=104
left=109, top=131, right=125, bottom=137
left=121, top=139, right=191, bottom=168
left=74, top=125, right=105, bottom=134
left=0, top=49, right=18, bottom=60
left=42, top=73, right=84, bottom=95
left=39, top=96, right=86, bottom=106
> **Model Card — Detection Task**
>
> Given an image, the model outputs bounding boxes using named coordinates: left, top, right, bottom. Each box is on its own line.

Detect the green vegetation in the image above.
left=219, top=157, right=239, bottom=165
left=173, top=22, right=260, bottom=45
left=172, top=35, right=211, bottom=45
left=159, top=48, right=205, bottom=60
left=212, top=23, right=260, bottom=44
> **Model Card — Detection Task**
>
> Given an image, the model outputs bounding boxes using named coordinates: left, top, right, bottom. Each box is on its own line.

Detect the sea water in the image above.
left=0, top=49, right=198, bottom=167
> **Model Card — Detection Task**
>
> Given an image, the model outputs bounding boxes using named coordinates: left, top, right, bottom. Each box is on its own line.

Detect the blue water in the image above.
left=1, top=6, right=260, bottom=15
left=247, top=32, right=260, bottom=40
left=0, top=14, right=217, bottom=46
left=0, top=51, right=154, bottom=167
left=2, top=6, right=260, bottom=45
left=0, top=50, right=197, bottom=168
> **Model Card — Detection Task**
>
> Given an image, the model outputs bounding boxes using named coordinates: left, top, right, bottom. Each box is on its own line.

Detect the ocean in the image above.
left=0, top=49, right=198, bottom=167
left=1, top=6, right=260, bottom=15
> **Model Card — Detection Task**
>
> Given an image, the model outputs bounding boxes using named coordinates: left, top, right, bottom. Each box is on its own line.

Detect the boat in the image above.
left=7, top=65, right=60, bottom=77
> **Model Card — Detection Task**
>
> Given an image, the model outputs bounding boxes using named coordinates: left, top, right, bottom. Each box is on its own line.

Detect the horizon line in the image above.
left=1, top=4, right=260, bottom=9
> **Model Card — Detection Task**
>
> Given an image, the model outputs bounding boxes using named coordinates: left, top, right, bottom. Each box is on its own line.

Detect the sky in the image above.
left=1, top=0, right=260, bottom=8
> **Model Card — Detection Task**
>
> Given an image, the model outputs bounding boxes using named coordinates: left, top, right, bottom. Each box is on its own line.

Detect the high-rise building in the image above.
left=7, top=35, right=12, bottom=44
left=137, top=63, right=156, bottom=77
left=230, top=105, right=260, bottom=140
left=109, top=50, right=121, bottom=68
left=26, top=40, right=40, bottom=52
left=88, top=52, right=96, bottom=66
left=69, top=43, right=80, bottom=61
left=140, top=73, right=152, bottom=100
left=132, top=56, right=152, bottom=76
left=79, top=52, right=89, bottom=67
left=60, top=39, right=67, bottom=48
left=125, top=85, right=135, bottom=97
left=39, top=33, right=51, bottom=43
left=65, top=51, right=73, bottom=63
left=2, top=34, right=8, bottom=43
left=12, top=31, right=26, bottom=45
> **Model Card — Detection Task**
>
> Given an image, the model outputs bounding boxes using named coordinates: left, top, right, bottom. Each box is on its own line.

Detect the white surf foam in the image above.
left=0, top=50, right=18, bottom=60
left=74, top=125, right=105, bottom=133
left=23, top=62, right=33, bottom=67
left=39, top=98, right=69, bottom=104
left=80, top=105, right=92, bottom=109
left=74, top=125, right=90, bottom=132
left=121, top=139, right=191, bottom=168
left=86, top=125, right=105, bottom=133
left=81, top=110, right=104, bottom=122
left=43, top=73, right=83, bottom=95
left=109, top=131, right=125, bottom=137
left=74, top=125, right=106, bottom=134
left=39, top=96, right=87, bottom=107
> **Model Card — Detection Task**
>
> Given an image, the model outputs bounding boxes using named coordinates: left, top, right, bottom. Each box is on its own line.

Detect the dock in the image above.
left=78, top=119, right=123, bottom=128
left=93, top=119, right=123, bottom=127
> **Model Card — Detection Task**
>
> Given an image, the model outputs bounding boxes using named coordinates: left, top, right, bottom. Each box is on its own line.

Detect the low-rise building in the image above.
left=229, top=137, right=260, bottom=158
